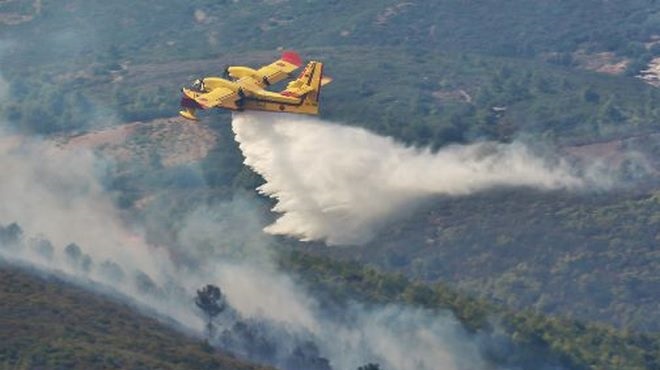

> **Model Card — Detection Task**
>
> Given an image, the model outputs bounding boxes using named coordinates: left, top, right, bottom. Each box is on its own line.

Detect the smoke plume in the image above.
left=0, top=129, right=510, bottom=370
left=0, top=132, right=198, bottom=326
left=232, top=112, right=585, bottom=245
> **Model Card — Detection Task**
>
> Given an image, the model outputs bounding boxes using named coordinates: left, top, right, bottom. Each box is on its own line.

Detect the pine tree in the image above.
left=195, top=284, right=226, bottom=340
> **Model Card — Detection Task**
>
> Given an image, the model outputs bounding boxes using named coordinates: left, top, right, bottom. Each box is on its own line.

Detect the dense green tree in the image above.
left=195, top=284, right=226, bottom=340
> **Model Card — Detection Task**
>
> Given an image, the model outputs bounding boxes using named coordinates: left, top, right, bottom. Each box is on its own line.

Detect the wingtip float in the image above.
left=179, top=51, right=331, bottom=121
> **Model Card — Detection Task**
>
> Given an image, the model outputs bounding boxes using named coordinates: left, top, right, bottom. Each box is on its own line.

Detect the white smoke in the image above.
left=0, top=40, right=12, bottom=102
left=0, top=130, right=500, bottom=370
left=175, top=204, right=491, bottom=370
left=317, top=305, right=488, bottom=370
left=0, top=132, right=200, bottom=327
left=232, top=112, right=585, bottom=245
left=0, top=24, right=579, bottom=370
left=0, top=73, right=8, bottom=102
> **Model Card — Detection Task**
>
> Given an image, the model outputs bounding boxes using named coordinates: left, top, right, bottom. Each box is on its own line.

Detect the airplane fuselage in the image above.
left=179, top=52, right=327, bottom=120
left=235, top=96, right=319, bottom=115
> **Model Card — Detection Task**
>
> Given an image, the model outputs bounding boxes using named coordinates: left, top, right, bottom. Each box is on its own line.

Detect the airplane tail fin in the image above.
left=281, top=61, right=331, bottom=114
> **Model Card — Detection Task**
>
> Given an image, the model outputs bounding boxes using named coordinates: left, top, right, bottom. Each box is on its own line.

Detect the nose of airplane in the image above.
left=180, top=95, right=203, bottom=110
left=179, top=94, right=203, bottom=121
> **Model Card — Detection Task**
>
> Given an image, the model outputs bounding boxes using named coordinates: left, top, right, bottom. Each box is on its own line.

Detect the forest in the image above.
left=1, top=0, right=659, bottom=369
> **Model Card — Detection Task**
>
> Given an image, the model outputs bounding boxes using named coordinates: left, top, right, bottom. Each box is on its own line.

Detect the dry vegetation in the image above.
left=60, top=117, right=218, bottom=167
left=0, top=264, right=272, bottom=370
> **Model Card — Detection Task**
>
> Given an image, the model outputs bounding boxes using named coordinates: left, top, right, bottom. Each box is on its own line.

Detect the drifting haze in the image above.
left=232, top=112, right=589, bottom=245
left=0, top=132, right=193, bottom=321
left=0, top=72, right=8, bottom=102
left=0, top=129, right=505, bottom=370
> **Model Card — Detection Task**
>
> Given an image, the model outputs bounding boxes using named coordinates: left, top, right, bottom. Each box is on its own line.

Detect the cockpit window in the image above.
left=192, top=79, right=205, bottom=92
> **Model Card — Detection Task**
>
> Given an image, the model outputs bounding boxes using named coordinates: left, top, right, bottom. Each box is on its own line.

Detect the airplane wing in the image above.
left=186, top=87, right=238, bottom=109
left=255, top=51, right=303, bottom=86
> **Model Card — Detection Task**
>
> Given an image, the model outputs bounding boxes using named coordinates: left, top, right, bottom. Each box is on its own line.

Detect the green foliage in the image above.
left=283, top=251, right=660, bottom=370
left=6, top=46, right=660, bottom=153
left=196, top=284, right=227, bottom=339
left=0, top=265, right=272, bottom=370
left=5, top=0, right=659, bottom=65
left=282, top=252, right=492, bottom=331
left=1, top=3, right=659, bottom=368
left=319, top=189, right=660, bottom=332
left=2, top=0, right=660, bottom=149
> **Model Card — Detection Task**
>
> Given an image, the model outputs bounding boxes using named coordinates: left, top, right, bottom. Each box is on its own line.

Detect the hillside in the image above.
left=2, top=1, right=658, bottom=65
left=4, top=46, right=660, bottom=156
left=301, top=187, right=660, bottom=332
left=2, top=1, right=660, bottom=152
left=0, top=263, right=272, bottom=370
left=282, top=252, right=660, bottom=370
left=53, top=113, right=660, bottom=335
left=2, top=244, right=659, bottom=370
left=0, top=0, right=659, bottom=368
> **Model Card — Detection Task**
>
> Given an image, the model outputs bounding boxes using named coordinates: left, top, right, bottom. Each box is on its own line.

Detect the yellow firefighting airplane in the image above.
left=179, top=51, right=331, bottom=120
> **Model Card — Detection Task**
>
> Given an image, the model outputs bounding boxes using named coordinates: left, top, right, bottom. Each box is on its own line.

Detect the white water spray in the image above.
left=232, top=112, right=583, bottom=245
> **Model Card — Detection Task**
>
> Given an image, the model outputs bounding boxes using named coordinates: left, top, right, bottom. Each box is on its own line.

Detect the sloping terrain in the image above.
left=0, top=264, right=272, bottom=370
left=284, top=252, right=660, bottom=370
left=2, top=0, right=660, bottom=149
left=52, top=71, right=660, bottom=334
left=303, top=188, right=660, bottom=331
left=60, top=117, right=217, bottom=167
left=2, top=242, right=659, bottom=370
left=2, top=0, right=658, bottom=66
left=0, top=0, right=659, bottom=368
